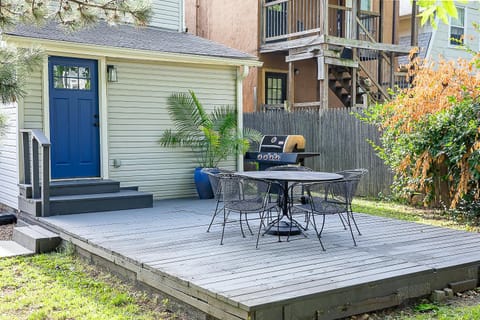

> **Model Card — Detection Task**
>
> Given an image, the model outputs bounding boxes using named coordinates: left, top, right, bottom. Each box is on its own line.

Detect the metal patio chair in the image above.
left=218, top=173, right=280, bottom=248
left=301, top=169, right=367, bottom=250
left=334, top=168, right=368, bottom=236
left=203, top=168, right=234, bottom=233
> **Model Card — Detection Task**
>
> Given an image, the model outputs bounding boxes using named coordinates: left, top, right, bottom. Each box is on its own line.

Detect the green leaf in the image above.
left=436, top=6, right=450, bottom=26
left=442, top=0, right=458, bottom=18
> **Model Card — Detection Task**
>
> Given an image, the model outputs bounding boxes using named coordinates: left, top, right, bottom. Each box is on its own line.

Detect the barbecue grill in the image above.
left=245, top=135, right=319, bottom=170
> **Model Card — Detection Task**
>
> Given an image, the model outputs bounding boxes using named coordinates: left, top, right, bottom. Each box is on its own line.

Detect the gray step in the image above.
left=50, top=189, right=153, bottom=215
left=50, top=179, right=120, bottom=196
left=12, top=225, right=61, bottom=253
left=20, top=179, right=120, bottom=198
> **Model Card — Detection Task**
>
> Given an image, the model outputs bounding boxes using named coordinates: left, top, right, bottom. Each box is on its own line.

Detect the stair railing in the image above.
left=20, top=129, right=51, bottom=217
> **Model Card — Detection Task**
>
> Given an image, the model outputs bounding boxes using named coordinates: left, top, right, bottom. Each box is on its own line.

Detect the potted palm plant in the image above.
left=159, top=90, right=261, bottom=199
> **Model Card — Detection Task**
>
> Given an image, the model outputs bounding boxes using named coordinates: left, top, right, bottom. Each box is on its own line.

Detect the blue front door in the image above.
left=49, top=56, right=100, bottom=179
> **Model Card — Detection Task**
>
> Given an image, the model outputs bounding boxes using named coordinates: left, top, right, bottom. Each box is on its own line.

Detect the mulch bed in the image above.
left=0, top=210, right=16, bottom=241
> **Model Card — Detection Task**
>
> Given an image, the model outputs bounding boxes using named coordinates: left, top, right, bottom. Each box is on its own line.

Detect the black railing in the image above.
left=262, top=1, right=382, bottom=44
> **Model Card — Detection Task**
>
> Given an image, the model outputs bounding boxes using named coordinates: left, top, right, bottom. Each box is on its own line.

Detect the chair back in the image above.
left=305, top=179, right=349, bottom=213
left=202, top=168, right=234, bottom=200
left=218, top=174, right=272, bottom=212
left=266, top=165, right=313, bottom=201
left=335, top=169, right=368, bottom=202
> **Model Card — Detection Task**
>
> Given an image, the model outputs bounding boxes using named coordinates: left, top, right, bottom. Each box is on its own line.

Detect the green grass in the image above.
left=0, top=251, right=174, bottom=320
left=388, top=298, right=480, bottom=320
left=352, top=198, right=480, bottom=232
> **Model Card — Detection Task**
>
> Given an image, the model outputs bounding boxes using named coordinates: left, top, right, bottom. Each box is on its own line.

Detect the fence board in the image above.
left=243, top=109, right=393, bottom=196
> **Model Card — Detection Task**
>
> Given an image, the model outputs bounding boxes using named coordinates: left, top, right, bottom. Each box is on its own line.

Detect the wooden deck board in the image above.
left=39, top=199, right=480, bottom=320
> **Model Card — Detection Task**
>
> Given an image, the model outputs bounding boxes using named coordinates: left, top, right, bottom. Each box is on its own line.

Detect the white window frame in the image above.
left=449, top=6, right=466, bottom=47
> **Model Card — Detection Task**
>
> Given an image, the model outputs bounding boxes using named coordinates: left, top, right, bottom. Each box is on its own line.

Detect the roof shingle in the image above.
left=7, top=22, right=256, bottom=60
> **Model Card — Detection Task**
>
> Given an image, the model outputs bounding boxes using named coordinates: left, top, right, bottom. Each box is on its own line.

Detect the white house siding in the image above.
left=428, top=2, right=480, bottom=61
left=23, top=70, right=44, bottom=130
left=150, top=0, right=183, bottom=31
left=106, top=59, right=237, bottom=199
left=0, top=103, right=18, bottom=209
left=0, top=71, right=43, bottom=210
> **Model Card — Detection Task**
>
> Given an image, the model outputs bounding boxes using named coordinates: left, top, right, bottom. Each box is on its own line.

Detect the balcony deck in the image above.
left=36, top=199, right=480, bottom=320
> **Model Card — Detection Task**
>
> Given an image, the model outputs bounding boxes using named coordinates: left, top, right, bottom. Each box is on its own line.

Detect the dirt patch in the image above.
left=0, top=223, right=14, bottom=240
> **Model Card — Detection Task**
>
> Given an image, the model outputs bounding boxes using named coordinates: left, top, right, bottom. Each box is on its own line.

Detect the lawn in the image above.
left=0, top=247, right=179, bottom=320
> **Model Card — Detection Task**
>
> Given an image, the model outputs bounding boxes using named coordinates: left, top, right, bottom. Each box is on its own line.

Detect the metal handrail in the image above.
left=20, top=129, right=51, bottom=217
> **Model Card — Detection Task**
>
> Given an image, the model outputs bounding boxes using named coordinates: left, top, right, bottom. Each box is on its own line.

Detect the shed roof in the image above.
left=6, top=22, right=257, bottom=61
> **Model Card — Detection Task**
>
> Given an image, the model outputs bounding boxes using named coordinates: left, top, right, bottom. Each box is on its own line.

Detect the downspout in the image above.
left=237, top=65, right=249, bottom=172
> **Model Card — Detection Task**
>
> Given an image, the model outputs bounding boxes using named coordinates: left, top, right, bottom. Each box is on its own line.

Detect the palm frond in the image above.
left=160, top=90, right=262, bottom=168
left=189, top=90, right=212, bottom=128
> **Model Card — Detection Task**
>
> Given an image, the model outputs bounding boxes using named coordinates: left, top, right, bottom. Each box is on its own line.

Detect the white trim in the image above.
left=42, top=56, right=49, bottom=140
left=98, top=57, right=109, bottom=179
left=236, top=66, right=249, bottom=172
left=41, top=56, right=51, bottom=181
left=180, top=0, right=185, bottom=32
left=6, top=36, right=262, bottom=68
left=45, top=54, right=107, bottom=180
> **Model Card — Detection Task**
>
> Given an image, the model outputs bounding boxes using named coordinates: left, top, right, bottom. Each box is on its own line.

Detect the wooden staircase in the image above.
left=328, top=64, right=390, bottom=108
left=19, top=179, right=153, bottom=217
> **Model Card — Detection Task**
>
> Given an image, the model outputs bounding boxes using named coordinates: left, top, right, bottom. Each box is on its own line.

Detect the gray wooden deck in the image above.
left=38, top=199, right=480, bottom=320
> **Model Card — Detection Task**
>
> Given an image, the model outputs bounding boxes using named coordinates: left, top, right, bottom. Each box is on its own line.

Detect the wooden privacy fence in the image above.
left=244, top=109, right=393, bottom=197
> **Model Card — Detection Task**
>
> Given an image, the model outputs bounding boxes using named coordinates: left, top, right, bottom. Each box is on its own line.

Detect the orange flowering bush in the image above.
left=363, top=53, right=480, bottom=223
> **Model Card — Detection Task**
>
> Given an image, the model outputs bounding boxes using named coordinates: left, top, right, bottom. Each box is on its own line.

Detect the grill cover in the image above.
left=259, top=135, right=305, bottom=153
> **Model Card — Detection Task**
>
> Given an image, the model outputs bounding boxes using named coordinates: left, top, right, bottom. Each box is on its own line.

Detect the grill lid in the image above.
left=259, top=135, right=305, bottom=153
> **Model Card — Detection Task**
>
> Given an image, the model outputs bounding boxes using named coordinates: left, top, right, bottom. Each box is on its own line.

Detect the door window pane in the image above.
left=53, top=65, right=91, bottom=90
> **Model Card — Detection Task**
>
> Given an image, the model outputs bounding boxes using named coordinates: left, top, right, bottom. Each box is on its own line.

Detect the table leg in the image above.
left=264, top=181, right=302, bottom=237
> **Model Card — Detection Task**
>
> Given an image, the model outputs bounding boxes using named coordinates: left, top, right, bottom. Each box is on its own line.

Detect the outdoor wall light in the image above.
left=294, top=68, right=300, bottom=75
left=107, top=65, right=118, bottom=82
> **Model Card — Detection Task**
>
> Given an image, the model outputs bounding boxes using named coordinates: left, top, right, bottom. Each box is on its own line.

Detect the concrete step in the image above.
left=12, top=225, right=61, bottom=253
left=49, top=189, right=153, bottom=215
left=0, top=241, right=34, bottom=257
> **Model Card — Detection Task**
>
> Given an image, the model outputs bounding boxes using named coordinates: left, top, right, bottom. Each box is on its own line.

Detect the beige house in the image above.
left=185, top=0, right=415, bottom=112
left=0, top=1, right=260, bottom=216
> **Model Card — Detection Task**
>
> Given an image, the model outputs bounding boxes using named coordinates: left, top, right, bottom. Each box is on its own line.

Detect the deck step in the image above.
left=12, top=225, right=61, bottom=253
left=20, top=179, right=120, bottom=197
left=50, top=179, right=120, bottom=196
left=49, top=189, right=153, bottom=215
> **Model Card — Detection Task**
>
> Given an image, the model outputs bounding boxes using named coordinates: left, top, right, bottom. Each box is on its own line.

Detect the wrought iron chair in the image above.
left=218, top=173, right=279, bottom=248
left=203, top=168, right=234, bottom=233
left=334, top=169, right=368, bottom=236
left=302, top=169, right=367, bottom=250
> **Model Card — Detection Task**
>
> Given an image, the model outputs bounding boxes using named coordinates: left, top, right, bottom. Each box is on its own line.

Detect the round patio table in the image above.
left=235, top=171, right=343, bottom=236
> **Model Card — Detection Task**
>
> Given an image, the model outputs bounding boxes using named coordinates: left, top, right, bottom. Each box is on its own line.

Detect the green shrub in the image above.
left=361, top=53, right=480, bottom=224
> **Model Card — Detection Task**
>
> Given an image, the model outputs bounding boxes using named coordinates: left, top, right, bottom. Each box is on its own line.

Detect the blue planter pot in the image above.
left=194, top=167, right=214, bottom=199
